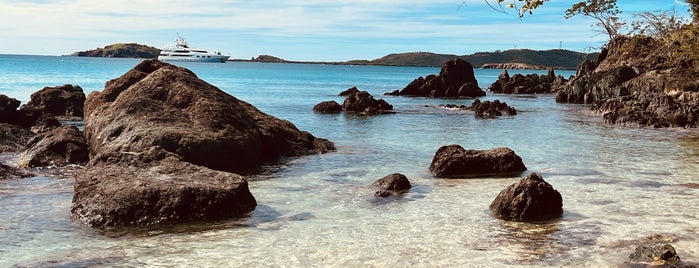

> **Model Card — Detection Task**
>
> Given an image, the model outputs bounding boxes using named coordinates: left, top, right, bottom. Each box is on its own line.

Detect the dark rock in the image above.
left=625, top=243, right=696, bottom=268
left=372, top=173, right=411, bottom=197
left=20, top=84, right=86, bottom=118
left=488, top=69, right=568, bottom=94
left=73, top=59, right=334, bottom=227
left=29, top=116, right=62, bottom=133
left=429, top=144, right=527, bottom=178
left=388, top=59, right=485, bottom=98
left=0, top=95, right=33, bottom=127
left=342, top=90, right=393, bottom=115
left=339, top=86, right=360, bottom=96
left=0, top=123, right=36, bottom=153
left=72, top=148, right=256, bottom=227
left=19, top=125, right=89, bottom=168
left=313, top=101, right=342, bottom=114
left=489, top=173, right=563, bottom=222
left=470, top=99, right=517, bottom=118
left=83, top=59, right=335, bottom=173
left=0, top=162, right=34, bottom=180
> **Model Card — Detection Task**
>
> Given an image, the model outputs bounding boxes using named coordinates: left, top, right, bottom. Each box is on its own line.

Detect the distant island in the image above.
left=72, top=43, right=160, bottom=58
left=73, top=43, right=597, bottom=69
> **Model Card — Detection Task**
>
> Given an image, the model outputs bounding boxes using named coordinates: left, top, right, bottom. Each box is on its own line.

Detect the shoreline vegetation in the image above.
left=71, top=43, right=598, bottom=70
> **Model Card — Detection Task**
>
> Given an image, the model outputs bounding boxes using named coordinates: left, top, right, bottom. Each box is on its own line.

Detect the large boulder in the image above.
left=73, top=59, right=335, bottom=227
left=20, top=84, right=86, bottom=118
left=83, top=59, right=335, bottom=173
left=0, top=123, right=36, bottom=153
left=429, top=144, right=527, bottom=178
left=342, top=90, right=393, bottom=115
left=387, top=59, right=485, bottom=98
left=487, top=69, right=567, bottom=94
left=72, top=148, right=256, bottom=227
left=372, top=173, right=411, bottom=197
left=19, top=125, right=89, bottom=168
left=489, top=173, right=563, bottom=222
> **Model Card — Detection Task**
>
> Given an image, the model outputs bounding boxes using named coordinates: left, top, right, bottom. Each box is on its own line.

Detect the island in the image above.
left=72, top=43, right=160, bottom=58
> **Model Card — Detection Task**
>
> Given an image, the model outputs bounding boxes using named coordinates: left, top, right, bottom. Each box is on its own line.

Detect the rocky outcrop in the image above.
left=481, top=63, right=545, bottom=70
left=429, top=144, right=527, bottom=178
left=373, top=173, right=411, bottom=197
left=72, top=59, right=335, bottom=227
left=1, top=163, right=34, bottom=180
left=0, top=123, right=36, bottom=153
left=385, top=59, right=485, bottom=98
left=489, top=173, right=563, bottom=222
left=0, top=95, right=33, bottom=127
left=442, top=99, right=517, bottom=118
left=342, top=90, right=393, bottom=115
left=73, top=43, right=160, bottom=58
left=339, top=86, right=360, bottom=96
left=555, top=34, right=699, bottom=127
left=20, top=84, right=85, bottom=118
left=19, top=125, right=88, bottom=168
left=313, top=101, right=342, bottom=114
left=488, top=69, right=568, bottom=94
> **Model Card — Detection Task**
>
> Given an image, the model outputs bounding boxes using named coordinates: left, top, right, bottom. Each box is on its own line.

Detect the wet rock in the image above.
left=342, top=90, right=393, bottom=115
left=429, top=144, right=527, bottom=178
left=339, top=86, right=360, bottom=96
left=489, top=173, right=563, bottom=222
left=313, top=101, right=342, bottom=114
left=625, top=243, right=696, bottom=268
left=1, top=162, right=34, bottom=180
left=20, top=84, right=86, bottom=118
left=487, top=69, right=568, bottom=94
left=0, top=94, right=33, bottom=127
left=372, top=173, right=411, bottom=197
left=29, top=116, right=62, bottom=134
left=386, top=59, right=485, bottom=98
left=441, top=99, right=517, bottom=118
left=72, top=148, right=256, bottom=227
left=0, top=123, right=36, bottom=153
left=19, top=125, right=88, bottom=168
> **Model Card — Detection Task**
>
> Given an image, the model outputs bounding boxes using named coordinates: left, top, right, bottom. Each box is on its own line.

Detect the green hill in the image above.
left=73, top=43, right=160, bottom=58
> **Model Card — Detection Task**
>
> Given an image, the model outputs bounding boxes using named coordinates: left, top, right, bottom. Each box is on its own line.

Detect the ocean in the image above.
left=1, top=54, right=697, bottom=267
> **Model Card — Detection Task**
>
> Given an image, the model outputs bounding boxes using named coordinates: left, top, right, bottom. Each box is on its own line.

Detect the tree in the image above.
left=487, top=0, right=548, bottom=17
left=564, top=0, right=625, bottom=40
left=629, top=9, right=689, bottom=38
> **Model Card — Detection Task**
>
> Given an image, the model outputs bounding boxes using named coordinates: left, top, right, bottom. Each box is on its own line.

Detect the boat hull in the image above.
left=158, top=55, right=230, bottom=63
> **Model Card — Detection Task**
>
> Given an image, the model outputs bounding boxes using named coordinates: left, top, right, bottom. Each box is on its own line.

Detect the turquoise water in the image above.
left=1, top=55, right=698, bottom=267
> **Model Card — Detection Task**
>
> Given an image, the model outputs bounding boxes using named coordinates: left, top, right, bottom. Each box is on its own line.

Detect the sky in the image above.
left=0, top=0, right=693, bottom=62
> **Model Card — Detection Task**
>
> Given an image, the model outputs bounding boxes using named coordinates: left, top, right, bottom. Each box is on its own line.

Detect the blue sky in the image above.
left=0, top=0, right=692, bottom=61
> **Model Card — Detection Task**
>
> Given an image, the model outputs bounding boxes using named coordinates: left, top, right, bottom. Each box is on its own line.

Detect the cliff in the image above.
left=72, top=43, right=160, bottom=58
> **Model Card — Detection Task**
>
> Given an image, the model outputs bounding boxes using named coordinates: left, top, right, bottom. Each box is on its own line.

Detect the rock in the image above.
left=72, top=147, right=256, bottom=227
left=469, top=99, right=517, bottom=118
left=1, top=163, right=34, bottom=180
left=83, top=59, right=335, bottom=173
left=19, top=125, right=89, bottom=168
left=73, top=59, right=333, bottom=227
left=0, top=95, right=33, bottom=127
left=626, top=243, right=696, bottom=268
left=313, top=101, right=342, bottom=114
left=20, top=84, right=86, bottom=118
left=342, top=90, right=393, bottom=115
left=489, top=173, right=563, bottom=222
left=488, top=69, right=568, bottom=94
left=29, top=116, right=62, bottom=133
left=387, top=59, right=485, bottom=98
left=429, top=144, right=527, bottom=178
left=339, top=86, right=360, bottom=96
left=0, top=123, right=36, bottom=153
left=372, top=173, right=411, bottom=197
left=556, top=35, right=699, bottom=127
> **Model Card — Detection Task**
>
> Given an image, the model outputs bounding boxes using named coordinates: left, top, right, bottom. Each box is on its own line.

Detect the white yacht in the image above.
left=158, top=35, right=230, bottom=63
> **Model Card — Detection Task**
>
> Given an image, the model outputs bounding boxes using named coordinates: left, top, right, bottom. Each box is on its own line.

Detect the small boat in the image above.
left=158, top=35, right=230, bottom=63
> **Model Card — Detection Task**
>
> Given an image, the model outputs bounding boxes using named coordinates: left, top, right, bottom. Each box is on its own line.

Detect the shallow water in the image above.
left=1, top=55, right=698, bottom=267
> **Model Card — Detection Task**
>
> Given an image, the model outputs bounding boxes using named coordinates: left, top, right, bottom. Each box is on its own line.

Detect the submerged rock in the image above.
left=373, top=173, right=411, bottom=197
left=429, top=144, right=527, bottom=178
left=387, top=59, right=485, bottom=98
left=73, top=59, right=335, bottom=227
left=443, top=99, right=517, bottom=118
left=313, top=100, right=342, bottom=114
left=489, top=173, right=563, bottom=222
left=19, top=125, right=88, bottom=168
left=1, top=162, right=34, bottom=180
